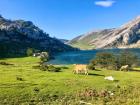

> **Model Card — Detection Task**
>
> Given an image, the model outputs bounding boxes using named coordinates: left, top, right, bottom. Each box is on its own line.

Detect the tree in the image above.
left=40, top=52, right=50, bottom=64
left=26, top=48, right=33, bottom=56
left=88, top=59, right=96, bottom=70
left=89, top=51, right=139, bottom=71
left=0, top=43, right=9, bottom=58
left=119, top=51, right=139, bottom=68
left=94, top=52, right=116, bottom=69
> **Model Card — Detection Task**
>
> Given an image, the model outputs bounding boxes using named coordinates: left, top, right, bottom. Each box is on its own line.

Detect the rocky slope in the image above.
left=68, top=29, right=114, bottom=49
left=0, top=15, right=75, bottom=57
left=68, top=16, right=140, bottom=49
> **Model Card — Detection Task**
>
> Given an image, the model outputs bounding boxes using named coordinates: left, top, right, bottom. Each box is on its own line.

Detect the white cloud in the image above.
left=95, top=0, right=116, bottom=7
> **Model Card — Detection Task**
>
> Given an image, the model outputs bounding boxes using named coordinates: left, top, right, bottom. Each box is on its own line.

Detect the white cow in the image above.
left=120, top=65, right=129, bottom=71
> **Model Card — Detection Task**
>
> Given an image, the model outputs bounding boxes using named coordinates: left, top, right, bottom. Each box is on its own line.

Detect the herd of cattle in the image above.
left=73, top=64, right=130, bottom=75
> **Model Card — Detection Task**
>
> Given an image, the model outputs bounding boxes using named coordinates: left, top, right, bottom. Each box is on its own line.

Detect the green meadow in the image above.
left=0, top=57, right=140, bottom=105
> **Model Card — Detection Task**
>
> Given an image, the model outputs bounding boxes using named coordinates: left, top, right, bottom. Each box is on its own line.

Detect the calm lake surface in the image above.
left=48, top=48, right=140, bottom=65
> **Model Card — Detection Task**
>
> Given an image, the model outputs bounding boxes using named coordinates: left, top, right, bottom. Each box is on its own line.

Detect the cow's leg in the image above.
left=120, top=68, right=123, bottom=71
left=73, top=70, right=76, bottom=74
left=85, top=70, right=88, bottom=75
left=79, top=70, right=82, bottom=74
left=87, top=71, right=88, bottom=75
left=85, top=72, right=88, bottom=75
left=76, top=70, right=79, bottom=74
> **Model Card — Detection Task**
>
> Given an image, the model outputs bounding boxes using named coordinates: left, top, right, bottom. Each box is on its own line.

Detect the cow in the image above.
left=73, top=64, right=88, bottom=75
left=120, top=65, right=129, bottom=71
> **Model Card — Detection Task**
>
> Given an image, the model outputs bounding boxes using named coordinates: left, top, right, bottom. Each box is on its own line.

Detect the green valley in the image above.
left=0, top=57, right=140, bottom=105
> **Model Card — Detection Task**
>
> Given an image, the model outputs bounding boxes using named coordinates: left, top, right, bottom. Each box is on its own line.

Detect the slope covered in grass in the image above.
left=68, top=29, right=113, bottom=50
left=0, top=57, right=140, bottom=105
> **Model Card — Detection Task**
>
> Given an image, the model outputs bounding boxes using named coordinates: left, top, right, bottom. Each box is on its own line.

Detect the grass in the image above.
left=0, top=57, right=140, bottom=105
left=69, top=32, right=105, bottom=50
left=71, top=42, right=95, bottom=50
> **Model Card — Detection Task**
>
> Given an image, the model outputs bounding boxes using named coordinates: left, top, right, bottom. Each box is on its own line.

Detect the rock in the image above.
left=104, top=76, right=114, bottom=81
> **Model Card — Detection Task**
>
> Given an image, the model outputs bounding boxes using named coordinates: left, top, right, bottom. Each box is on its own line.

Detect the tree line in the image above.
left=88, top=51, right=139, bottom=70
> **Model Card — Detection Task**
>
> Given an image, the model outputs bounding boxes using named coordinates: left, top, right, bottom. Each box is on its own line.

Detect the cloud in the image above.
left=95, top=0, right=116, bottom=7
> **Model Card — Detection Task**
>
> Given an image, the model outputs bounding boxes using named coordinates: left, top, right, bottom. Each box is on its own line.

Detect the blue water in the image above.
left=48, top=48, right=140, bottom=65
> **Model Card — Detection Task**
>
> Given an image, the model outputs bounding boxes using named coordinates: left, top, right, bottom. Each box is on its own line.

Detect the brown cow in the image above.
left=73, top=64, right=88, bottom=75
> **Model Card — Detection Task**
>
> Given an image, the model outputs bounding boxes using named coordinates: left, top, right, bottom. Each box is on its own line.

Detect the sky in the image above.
left=0, top=0, right=140, bottom=39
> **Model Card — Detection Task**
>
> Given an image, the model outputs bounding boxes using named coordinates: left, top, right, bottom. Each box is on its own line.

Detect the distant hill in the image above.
left=68, top=16, right=140, bottom=49
left=68, top=29, right=114, bottom=49
left=58, top=39, right=69, bottom=44
left=0, top=15, right=76, bottom=57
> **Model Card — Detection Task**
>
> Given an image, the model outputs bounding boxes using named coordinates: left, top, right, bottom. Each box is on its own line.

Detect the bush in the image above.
left=16, top=76, right=24, bottom=81
left=39, top=64, right=49, bottom=71
left=47, top=65, right=61, bottom=72
left=33, top=87, right=40, bottom=92
left=0, top=62, right=14, bottom=66
left=87, top=63, right=95, bottom=70
left=26, top=48, right=33, bottom=56
left=34, top=64, right=61, bottom=72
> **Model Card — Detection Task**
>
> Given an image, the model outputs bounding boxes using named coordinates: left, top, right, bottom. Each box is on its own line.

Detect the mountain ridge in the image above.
left=0, top=15, right=76, bottom=57
left=68, top=16, right=140, bottom=49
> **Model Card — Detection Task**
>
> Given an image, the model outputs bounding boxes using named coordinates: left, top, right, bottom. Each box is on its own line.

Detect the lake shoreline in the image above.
left=48, top=48, right=140, bottom=65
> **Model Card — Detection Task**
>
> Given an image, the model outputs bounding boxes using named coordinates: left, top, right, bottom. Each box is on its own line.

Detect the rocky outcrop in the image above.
left=91, top=16, right=140, bottom=48
left=69, top=16, right=140, bottom=49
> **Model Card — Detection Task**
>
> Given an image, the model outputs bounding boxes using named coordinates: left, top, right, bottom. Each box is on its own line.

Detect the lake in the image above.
left=48, top=48, right=140, bottom=65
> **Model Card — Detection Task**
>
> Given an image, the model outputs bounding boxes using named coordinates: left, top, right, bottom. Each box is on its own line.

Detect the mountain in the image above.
left=58, top=39, right=69, bottom=44
left=68, top=16, right=140, bottom=49
left=0, top=15, right=76, bottom=57
left=68, top=29, right=114, bottom=49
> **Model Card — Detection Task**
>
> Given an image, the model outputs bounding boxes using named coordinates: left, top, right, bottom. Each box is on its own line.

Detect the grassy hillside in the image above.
left=69, top=29, right=113, bottom=50
left=70, top=42, right=95, bottom=50
left=69, top=34, right=98, bottom=50
left=0, top=57, right=140, bottom=105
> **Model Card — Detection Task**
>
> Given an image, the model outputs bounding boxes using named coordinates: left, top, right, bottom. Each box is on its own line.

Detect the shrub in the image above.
left=47, top=65, right=61, bottom=72
left=16, top=76, right=23, bottom=81
left=87, top=63, right=95, bottom=70
left=26, top=48, right=33, bottom=56
left=34, top=64, right=61, bottom=72
left=88, top=59, right=96, bottom=70
left=39, top=64, right=49, bottom=71
left=0, top=62, right=14, bottom=66
left=32, top=65, right=40, bottom=69
left=33, top=87, right=40, bottom=92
